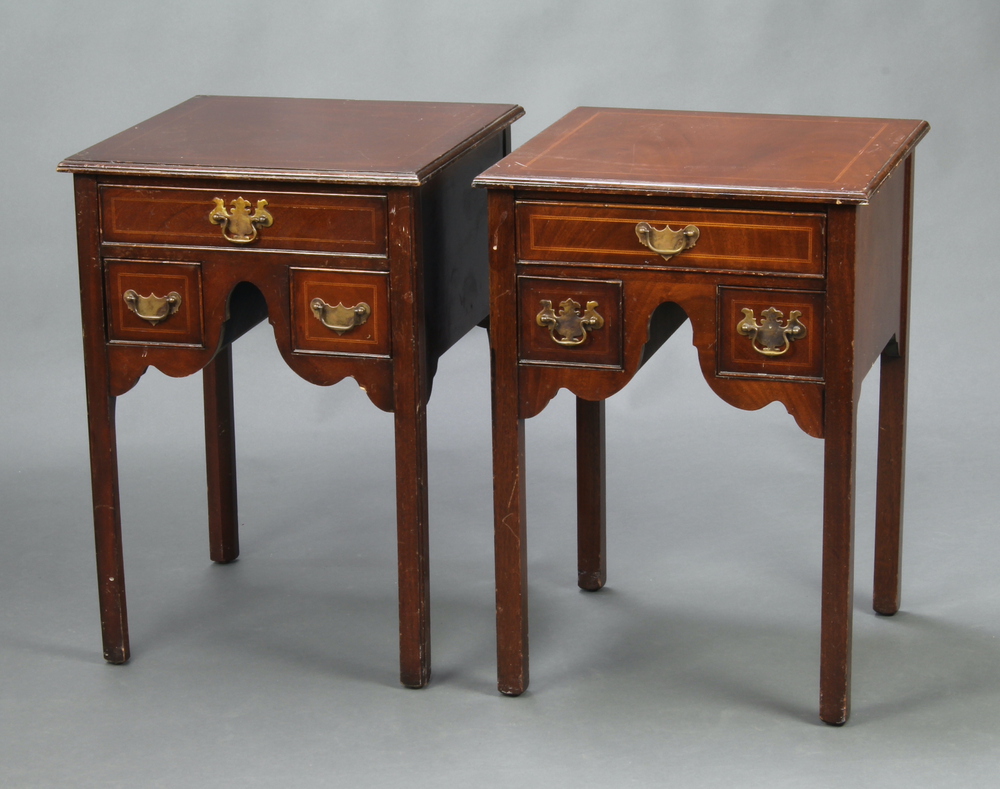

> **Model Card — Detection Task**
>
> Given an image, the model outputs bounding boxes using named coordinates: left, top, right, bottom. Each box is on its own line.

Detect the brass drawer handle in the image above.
left=635, top=222, right=699, bottom=261
left=310, top=298, right=371, bottom=335
left=736, top=307, right=807, bottom=356
left=123, top=289, right=182, bottom=325
left=536, top=298, right=604, bottom=346
left=208, top=197, right=273, bottom=244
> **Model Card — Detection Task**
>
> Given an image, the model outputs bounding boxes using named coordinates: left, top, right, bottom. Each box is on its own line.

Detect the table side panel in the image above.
left=419, top=131, right=506, bottom=363
left=853, top=159, right=908, bottom=382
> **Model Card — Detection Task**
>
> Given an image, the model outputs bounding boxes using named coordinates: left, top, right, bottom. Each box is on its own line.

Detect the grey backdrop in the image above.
left=2, top=1, right=998, bottom=787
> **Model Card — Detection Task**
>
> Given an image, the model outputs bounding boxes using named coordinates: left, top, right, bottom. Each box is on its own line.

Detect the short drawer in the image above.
left=105, top=259, right=204, bottom=346
left=518, top=202, right=825, bottom=276
left=717, top=287, right=824, bottom=380
left=518, top=275, right=622, bottom=368
left=290, top=268, right=391, bottom=356
left=100, top=185, right=387, bottom=259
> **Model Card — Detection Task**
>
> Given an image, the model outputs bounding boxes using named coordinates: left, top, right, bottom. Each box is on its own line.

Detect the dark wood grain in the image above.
left=203, top=345, right=239, bottom=563
left=576, top=398, right=606, bottom=591
left=479, top=108, right=926, bottom=724
left=61, top=96, right=523, bottom=186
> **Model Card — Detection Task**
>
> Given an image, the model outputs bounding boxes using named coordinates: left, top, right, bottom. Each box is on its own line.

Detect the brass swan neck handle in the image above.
left=123, top=289, right=182, bottom=325
left=536, top=298, right=604, bottom=346
left=208, top=197, right=273, bottom=244
left=635, top=222, right=699, bottom=261
left=736, top=307, right=807, bottom=356
left=310, top=298, right=371, bottom=335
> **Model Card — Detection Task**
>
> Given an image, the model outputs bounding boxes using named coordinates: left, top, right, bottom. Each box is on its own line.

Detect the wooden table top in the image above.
left=59, top=95, right=523, bottom=186
left=474, top=107, right=928, bottom=204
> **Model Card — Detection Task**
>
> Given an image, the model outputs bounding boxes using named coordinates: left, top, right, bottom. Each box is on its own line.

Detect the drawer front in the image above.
left=101, top=186, right=388, bottom=259
left=105, top=260, right=204, bottom=346
left=519, top=275, right=622, bottom=368
left=290, top=268, right=391, bottom=356
left=518, top=202, right=825, bottom=276
left=718, top=287, right=824, bottom=380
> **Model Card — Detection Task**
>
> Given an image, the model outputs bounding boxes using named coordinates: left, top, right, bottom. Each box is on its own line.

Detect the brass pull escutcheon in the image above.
left=736, top=307, right=807, bottom=357
left=123, top=289, right=182, bottom=325
left=208, top=197, right=273, bottom=244
left=536, top=298, right=604, bottom=346
left=635, top=222, right=699, bottom=261
left=310, top=298, right=371, bottom=335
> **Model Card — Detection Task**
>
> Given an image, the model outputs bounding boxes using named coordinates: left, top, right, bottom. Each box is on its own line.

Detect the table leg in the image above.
left=203, top=345, right=239, bottom=563
left=873, top=346, right=907, bottom=615
left=576, top=397, right=606, bottom=591
left=394, top=392, right=431, bottom=688
left=76, top=174, right=129, bottom=664
left=873, top=150, right=914, bottom=620
left=85, top=381, right=130, bottom=664
left=488, top=187, right=528, bottom=694
left=819, top=394, right=858, bottom=725
left=493, top=404, right=528, bottom=695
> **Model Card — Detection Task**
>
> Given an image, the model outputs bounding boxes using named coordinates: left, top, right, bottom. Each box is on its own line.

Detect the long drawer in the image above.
left=100, top=185, right=388, bottom=259
left=517, top=201, right=825, bottom=276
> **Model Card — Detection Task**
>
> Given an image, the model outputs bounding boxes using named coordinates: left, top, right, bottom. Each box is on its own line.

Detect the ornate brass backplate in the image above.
left=310, top=298, right=371, bottom=335
left=536, top=298, right=604, bottom=346
left=208, top=197, right=273, bottom=243
left=123, top=289, right=182, bottom=325
left=635, top=222, right=700, bottom=261
left=736, top=306, right=806, bottom=356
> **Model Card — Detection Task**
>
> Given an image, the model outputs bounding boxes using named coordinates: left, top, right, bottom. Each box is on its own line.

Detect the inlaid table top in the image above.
left=476, top=106, right=928, bottom=202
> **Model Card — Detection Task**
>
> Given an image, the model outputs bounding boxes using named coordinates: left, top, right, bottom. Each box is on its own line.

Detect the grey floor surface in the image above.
left=3, top=323, right=999, bottom=788
left=2, top=1, right=999, bottom=786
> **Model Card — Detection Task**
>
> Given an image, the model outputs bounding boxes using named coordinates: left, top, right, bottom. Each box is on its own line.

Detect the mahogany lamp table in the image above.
left=475, top=107, right=928, bottom=724
left=59, top=95, right=522, bottom=687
